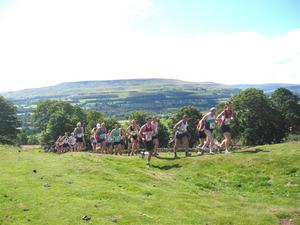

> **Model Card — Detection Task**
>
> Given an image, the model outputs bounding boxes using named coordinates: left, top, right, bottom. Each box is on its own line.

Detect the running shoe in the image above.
left=185, top=152, right=192, bottom=157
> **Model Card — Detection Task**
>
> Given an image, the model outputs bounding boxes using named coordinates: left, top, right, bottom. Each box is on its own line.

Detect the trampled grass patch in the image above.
left=0, top=142, right=299, bottom=224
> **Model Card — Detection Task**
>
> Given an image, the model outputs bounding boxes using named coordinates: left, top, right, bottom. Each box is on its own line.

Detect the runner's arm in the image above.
left=139, top=125, right=145, bottom=139
left=216, top=111, right=224, bottom=120
left=174, top=120, right=182, bottom=130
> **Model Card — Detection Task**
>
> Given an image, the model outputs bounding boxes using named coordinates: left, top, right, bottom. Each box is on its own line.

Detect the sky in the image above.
left=0, top=0, right=299, bottom=92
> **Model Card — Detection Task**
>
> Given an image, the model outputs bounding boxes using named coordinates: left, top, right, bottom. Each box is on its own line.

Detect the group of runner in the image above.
left=55, top=122, right=85, bottom=154
left=89, top=117, right=160, bottom=167
left=54, top=102, right=234, bottom=168
left=174, top=101, right=234, bottom=159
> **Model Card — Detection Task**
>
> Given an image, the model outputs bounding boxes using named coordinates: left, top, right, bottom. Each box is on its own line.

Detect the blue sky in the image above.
left=138, top=0, right=300, bottom=36
left=0, top=0, right=299, bottom=91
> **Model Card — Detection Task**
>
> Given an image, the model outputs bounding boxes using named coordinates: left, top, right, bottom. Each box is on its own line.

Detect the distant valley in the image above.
left=1, top=79, right=299, bottom=118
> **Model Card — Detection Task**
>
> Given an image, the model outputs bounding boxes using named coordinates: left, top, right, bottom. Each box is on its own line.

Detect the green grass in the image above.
left=0, top=142, right=299, bottom=225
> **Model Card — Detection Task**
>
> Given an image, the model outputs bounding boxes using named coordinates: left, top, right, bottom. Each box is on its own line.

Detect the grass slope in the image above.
left=0, top=142, right=299, bottom=225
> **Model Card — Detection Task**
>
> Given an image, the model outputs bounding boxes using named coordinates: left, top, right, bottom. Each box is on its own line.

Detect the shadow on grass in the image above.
left=156, top=154, right=199, bottom=160
left=156, top=156, right=178, bottom=161
left=235, top=148, right=270, bottom=154
left=152, top=164, right=182, bottom=170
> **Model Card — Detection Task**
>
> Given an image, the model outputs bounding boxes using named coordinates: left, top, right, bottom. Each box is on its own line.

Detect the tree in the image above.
left=0, top=96, right=20, bottom=144
left=157, top=121, right=170, bottom=148
left=231, top=88, right=286, bottom=145
left=86, top=111, right=105, bottom=134
left=102, top=117, right=120, bottom=131
left=16, top=131, right=28, bottom=145
left=167, top=106, right=202, bottom=147
left=32, top=100, right=87, bottom=145
left=271, top=88, right=300, bottom=133
left=128, top=111, right=148, bottom=126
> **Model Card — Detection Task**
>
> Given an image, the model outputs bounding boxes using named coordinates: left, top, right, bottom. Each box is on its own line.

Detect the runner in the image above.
left=120, top=131, right=126, bottom=154
left=73, top=122, right=84, bottom=151
left=90, top=127, right=97, bottom=153
left=151, top=116, right=159, bottom=156
left=106, top=130, right=113, bottom=154
left=55, top=135, right=63, bottom=154
left=126, top=120, right=140, bottom=156
left=95, top=123, right=107, bottom=153
left=111, top=124, right=123, bottom=155
left=196, top=119, right=206, bottom=155
left=200, top=107, right=217, bottom=154
left=69, top=132, right=76, bottom=152
left=217, top=101, right=234, bottom=153
left=61, top=132, right=71, bottom=153
left=139, top=117, right=155, bottom=168
left=173, top=115, right=190, bottom=158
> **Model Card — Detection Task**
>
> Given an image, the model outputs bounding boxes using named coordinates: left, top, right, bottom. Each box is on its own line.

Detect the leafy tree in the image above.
left=102, top=117, right=120, bottom=131
left=0, top=96, right=20, bottom=144
left=231, top=88, right=286, bottom=145
left=27, top=135, right=40, bottom=145
left=270, top=88, right=300, bottom=133
left=16, top=131, right=28, bottom=145
left=168, top=106, right=202, bottom=147
left=157, top=121, right=170, bottom=148
left=32, top=100, right=87, bottom=145
left=128, top=111, right=148, bottom=126
left=86, top=111, right=105, bottom=134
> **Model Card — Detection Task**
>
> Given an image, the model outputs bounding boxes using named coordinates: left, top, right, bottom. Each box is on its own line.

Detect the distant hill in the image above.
left=232, top=83, right=300, bottom=95
left=1, top=79, right=239, bottom=117
left=1, top=79, right=299, bottom=118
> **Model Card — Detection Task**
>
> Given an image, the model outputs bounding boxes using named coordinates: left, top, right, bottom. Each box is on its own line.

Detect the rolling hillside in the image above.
left=1, top=79, right=299, bottom=118
left=0, top=142, right=299, bottom=225
left=233, top=83, right=300, bottom=95
left=1, top=79, right=240, bottom=117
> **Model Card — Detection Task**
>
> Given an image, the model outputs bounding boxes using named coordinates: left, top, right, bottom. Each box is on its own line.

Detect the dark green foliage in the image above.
left=0, top=96, right=20, bottom=144
left=86, top=111, right=105, bottom=134
left=231, top=89, right=286, bottom=145
left=32, top=100, right=87, bottom=145
left=270, top=88, right=300, bottom=133
left=16, top=131, right=28, bottom=145
left=157, top=122, right=170, bottom=148
left=128, top=111, right=148, bottom=126
left=27, top=135, right=40, bottom=145
left=102, top=117, right=120, bottom=131
left=168, top=106, right=203, bottom=147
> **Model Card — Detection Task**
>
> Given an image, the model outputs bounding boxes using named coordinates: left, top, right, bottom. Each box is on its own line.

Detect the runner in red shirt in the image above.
left=139, top=117, right=155, bottom=168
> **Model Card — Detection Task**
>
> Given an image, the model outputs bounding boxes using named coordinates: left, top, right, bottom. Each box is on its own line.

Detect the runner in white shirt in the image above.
left=173, top=115, right=190, bottom=158
left=151, top=116, right=159, bottom=156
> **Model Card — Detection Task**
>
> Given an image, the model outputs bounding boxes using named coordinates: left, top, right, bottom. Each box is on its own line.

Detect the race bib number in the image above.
left=113, top=136, right=121, bottom=142
left=131, top=131, right=137, bottom=135
left=77, top=133, right=83, bottom=138
left=224, top=118, right=231, bottom=125
left=106, top=136, right=112, bottom=142
left=100, top=134, right=106, bottom=139
left=144, top=132, right=152, bottom=141
left=210, top=123, right=216, bottom=129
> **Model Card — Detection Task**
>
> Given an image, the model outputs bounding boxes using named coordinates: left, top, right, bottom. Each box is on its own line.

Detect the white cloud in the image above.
left=0, top=0, right=299, bottom=92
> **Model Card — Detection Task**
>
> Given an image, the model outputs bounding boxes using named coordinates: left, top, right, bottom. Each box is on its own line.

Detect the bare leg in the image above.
left=173, top=138, right=179, bottom=158
left=183, top=136, right=190, bottom=156
left=146, top=151, right=152, bottom=167
left=224, top=132, right=231, bottom=153
left=203, top=130, right=213, bottom=154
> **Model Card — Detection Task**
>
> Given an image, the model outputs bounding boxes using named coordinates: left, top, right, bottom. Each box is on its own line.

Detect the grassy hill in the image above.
left=233, top=83, right=300, bottom=95
left=0, top=142, right=299, bottom=225
left=2, top=79, right=299, bottom=118
left=1, top=79, right=239, bottom=117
